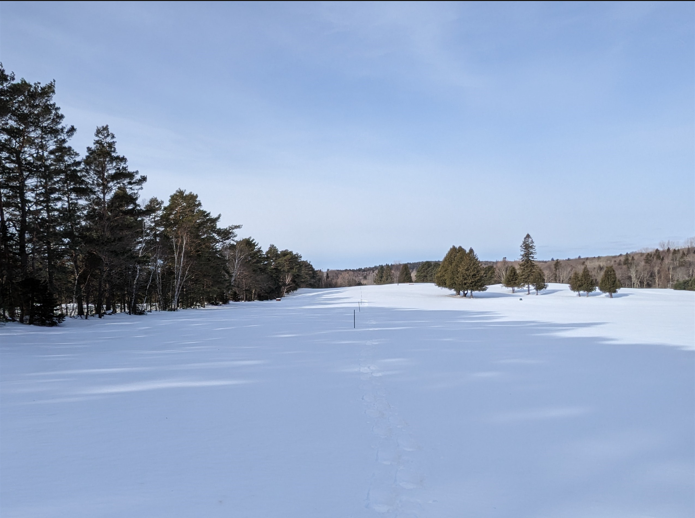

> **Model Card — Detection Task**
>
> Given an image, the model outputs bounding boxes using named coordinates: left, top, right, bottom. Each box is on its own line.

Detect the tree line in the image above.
left=436, top=234, right=625, bottom=298
left=0, top=65, right=318, bottom=325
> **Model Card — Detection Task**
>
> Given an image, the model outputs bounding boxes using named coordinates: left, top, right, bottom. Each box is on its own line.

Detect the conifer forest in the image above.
left=0, top=65, right=319, bottom=325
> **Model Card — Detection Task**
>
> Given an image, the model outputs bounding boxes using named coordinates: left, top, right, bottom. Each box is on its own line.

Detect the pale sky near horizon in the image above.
left=1, top=2, right=693, bottom=269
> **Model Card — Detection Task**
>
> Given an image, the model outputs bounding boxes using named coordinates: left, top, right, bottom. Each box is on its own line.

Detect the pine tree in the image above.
left=398, top=264, right=412, bottom=283
left=579, top=265, right=596, bottom=297
left=569, top=270, right=582, bottom=296
left=82, top=125, right=146, bottom=317
left=503, top=265, right=520, bottom=293
left=599, top=265, right=621, bottom=298
left=518, top=234, right=537, bottom=295
left=531, top=267, right=547, bottom=295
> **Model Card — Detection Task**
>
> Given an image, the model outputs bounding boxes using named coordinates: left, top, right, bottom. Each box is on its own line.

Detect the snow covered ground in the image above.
left=1, top=283, right=693, bottom=517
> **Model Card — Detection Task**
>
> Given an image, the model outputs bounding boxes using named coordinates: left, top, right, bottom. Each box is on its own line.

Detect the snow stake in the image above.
left=354, top=310, right=355, bottom=329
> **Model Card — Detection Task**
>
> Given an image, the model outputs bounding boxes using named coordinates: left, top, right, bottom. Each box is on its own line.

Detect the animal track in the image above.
left=360, top=337, right=425, bottom=516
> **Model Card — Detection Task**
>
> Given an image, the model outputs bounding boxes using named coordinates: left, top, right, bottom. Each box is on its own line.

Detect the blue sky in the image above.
left=1, top=2, right=693, bottom=269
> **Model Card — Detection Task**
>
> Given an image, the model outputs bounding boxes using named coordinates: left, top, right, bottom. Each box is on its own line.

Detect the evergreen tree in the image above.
left=435, top=246, right=457, bottom=289
left=503, top=265, right=520, bottom=293
left=482, top=265, right=497, bottom=285
left=450, top=247, right=466, bottom=293
left=599, top=265, right=621, bottom=298
left=579, top=265, right=596, bottom=297
left=374, top=265, right=386, bottom=285
left=398, top=263, right=412, bottom=284
left=415, top=261, right=431, bottom=282
left=82, top=125, right=146, bottom=317
left=531, top=267, right=547, bottom=295
left=0, top=65, right=71, bottom=324
left=518, top=233, right=537, bottom=295
left=456, top=248, right=487, bottom=297
left=374, top=264, right=393, bottom=285
left=383, top=264, right=393, bottom=284
left=569, top=270, right=582, bottom=296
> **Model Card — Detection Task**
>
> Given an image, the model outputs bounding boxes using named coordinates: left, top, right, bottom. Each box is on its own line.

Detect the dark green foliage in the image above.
left=518, top=233, right=537, bottom=295
left=0, top=65, right=318, bottom=324
left=579, top=265, right=596, bottom=296
left=374, top=264, right=393, bottom=285
left=672, top=278, right=695, bottom=291
left=435, top=246, right=457, bottom=289
left=482, top=265, right=497, bottom=285
left=398, top=264, right=412, bottom=284
left=503, top=265, right=520, bottom=293
left=531, top=267, right=547, bottom=295
left=415, top=261, right=438, bottom=283
left=598, top=266, right=621, bottom=297
left=569, top=271, right=582, bottom=296
left=455, top=248, right=487, bottom=297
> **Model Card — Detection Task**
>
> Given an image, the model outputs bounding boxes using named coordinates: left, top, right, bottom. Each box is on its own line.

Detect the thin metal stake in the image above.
left=354, top=309, right=355, bottom=329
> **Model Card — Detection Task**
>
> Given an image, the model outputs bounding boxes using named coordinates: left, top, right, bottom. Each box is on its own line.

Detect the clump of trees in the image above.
left=569, top=266, right=597, bottom=296
left=0, top=65, right=318, bottom=325
left=374, top=264, right=393, bottom=285
left=500, top=234, right=546, bottom=295
left=397, top=264, right=412, bottom=283
left=434, top=246, right=487, bottom=298
left=673, top=277, right=695, bottom=291
left=414, top=261, right=438, bottom=283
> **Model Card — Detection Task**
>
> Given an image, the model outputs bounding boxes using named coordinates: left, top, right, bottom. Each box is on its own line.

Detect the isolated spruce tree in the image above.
left=398, top=264, right=412, bottom=284
left=599, top=265, right=621, bottom=298
left=579, top=265, right=596, bottom=297
left=503, top=265, right=520, bottom=293
left=518, top=234, right=537, bottom=294
left=531, top=267, right=547, bottom=295
left=569, top=271, right=582, bottom=296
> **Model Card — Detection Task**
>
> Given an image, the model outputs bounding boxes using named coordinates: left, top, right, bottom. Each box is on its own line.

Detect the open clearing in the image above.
left=1, top=283, right=693, bottom=517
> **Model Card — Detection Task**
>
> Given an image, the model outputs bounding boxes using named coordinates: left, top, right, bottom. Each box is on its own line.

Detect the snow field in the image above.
left=1, top=283, right=693, bottom=517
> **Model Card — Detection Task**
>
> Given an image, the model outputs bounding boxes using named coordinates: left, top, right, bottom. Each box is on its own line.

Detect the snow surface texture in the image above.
left=1, top=283, right=693, bottom=517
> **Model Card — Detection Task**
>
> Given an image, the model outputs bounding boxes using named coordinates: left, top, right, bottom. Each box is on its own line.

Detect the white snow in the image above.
left=1, top=283, right=693, bottom=517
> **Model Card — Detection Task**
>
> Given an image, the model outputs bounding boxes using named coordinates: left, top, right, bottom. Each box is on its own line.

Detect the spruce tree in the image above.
left=569, top=271, right=582, bottom=296
left=435, top=246, right=457, bottom=289
left=599, top=265, right=621, bottom=298
left=374, top=264, right=393, bottom=285
left=518, top=233, right=537, bottom=295
left=398, top=264, right=412, bottom=284
left=374, top=265, right=386, bottom=285
left=579, top=265, right=596, bottom=297
left=415, top=262, right=431, bottom=282
left=456, top=248, right=487, bottom=297
left=531, top=267, right=547, bottom=295
left=503, top=265, right=520, bottom=293
left=482, top=265, right=497, bottom=285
